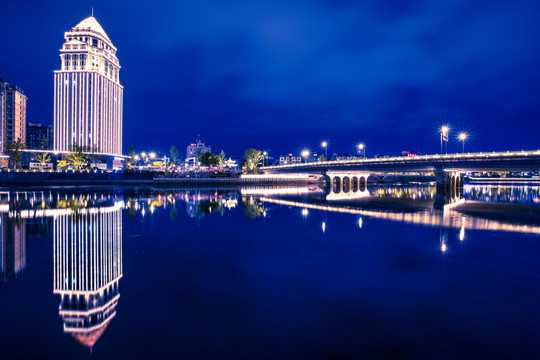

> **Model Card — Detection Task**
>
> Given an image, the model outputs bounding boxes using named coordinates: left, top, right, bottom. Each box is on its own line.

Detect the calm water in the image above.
left=0, top=184, right=539, bottom=359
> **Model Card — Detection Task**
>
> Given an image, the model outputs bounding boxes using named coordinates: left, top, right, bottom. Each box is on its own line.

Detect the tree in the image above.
left=200, top=152, right=220, bottom=167
left=125, top=145, right=137, bottom=170
left=35, top=137, right=51, bottom=166
left=318, top=154, right=326, bottom=162
left=170, top=145, right=179, bottom=166
left=153, top=161, right=165, bottom=169
left=5, top=138, right=25, bottom=169
left=67, top=144, right=88, bottom=170
left=195, top=148, right=203, bottom=165
left=242, top=148, right=263, bottom=174
left=218, top=150, right=226, bottom=167
left=57, top=160, right=68, bottom=170
left=35, top=152, right=51, bottom=164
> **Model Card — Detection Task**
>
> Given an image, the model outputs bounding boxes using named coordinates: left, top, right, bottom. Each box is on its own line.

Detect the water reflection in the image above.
left=0, top=214, right=26, bottom=283
left=0, top=185, right=538, bottom=356
left=53, top=204, right=123, bottom=349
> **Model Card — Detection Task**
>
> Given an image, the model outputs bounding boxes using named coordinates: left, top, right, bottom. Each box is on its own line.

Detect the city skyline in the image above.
left=1, top=1, right=540, bottom=157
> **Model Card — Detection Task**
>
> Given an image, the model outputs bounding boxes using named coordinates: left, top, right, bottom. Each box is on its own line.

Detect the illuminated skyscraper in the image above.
left=54, top=16, right=123, bottom=156
left=53, top=205, right=123, bottom=348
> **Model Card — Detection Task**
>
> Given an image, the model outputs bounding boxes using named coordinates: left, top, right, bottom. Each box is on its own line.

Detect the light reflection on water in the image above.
left=0, top=184, right=539, bottom=358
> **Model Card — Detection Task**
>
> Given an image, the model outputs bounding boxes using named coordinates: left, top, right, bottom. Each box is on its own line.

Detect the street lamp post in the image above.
left=459, top=133, right=467, bottom=153
left=357, top=143, right=365, bottom=158
left=440, top=126, right=449, bottom=154
left=263, top=151, right=268, bottom=167
left=321, top=141, right=328, bottom=161
left=301, top=150, right=310, bottom=163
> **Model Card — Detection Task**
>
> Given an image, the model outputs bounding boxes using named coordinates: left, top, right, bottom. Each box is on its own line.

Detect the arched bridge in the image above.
left=262, top=150, right=540, bottom=175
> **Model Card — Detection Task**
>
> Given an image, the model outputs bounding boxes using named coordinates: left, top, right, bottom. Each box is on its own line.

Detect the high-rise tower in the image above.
left=54, top=16, right=123, bottom=156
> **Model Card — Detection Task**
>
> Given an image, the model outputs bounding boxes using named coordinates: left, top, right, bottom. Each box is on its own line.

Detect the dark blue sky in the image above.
left=1, top=0, right=539, bottom=157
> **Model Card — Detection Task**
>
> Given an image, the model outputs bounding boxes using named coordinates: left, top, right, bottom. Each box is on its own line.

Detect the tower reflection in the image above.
left=53, top=205, right=123, bottom=349
left=0, top=214, right=26, bottom=283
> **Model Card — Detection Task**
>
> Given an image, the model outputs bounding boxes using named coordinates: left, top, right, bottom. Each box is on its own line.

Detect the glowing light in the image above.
left=357, top=143, right=365, bottom=150
left=301, top=208, right=309, bottom=217
left=321, top=141, right=327, bottom=148
left=441, top=126, right=449, bottom=135
left=441, top=243, right=447, bottom=252
left=263, top=151, right=268, bottom=156
left=141, top=152, right=147, bottom=158
left=358, top=217, right=363, bottom=228
left=301, top=150, right=310, bottom=158
left=322, top=221, right=326, bottom=233
left=134, top=155, right=140, bottom=160
left=149, top=152, right=156, bottom=159
left=459, top=133, right=468, bottom=141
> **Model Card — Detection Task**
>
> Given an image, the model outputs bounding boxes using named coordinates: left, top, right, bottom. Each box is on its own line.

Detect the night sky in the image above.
left=1, top=0, right=539, bottom=158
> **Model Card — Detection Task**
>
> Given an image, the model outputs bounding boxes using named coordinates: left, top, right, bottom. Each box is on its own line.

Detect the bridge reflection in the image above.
left=257, top=183, right=540, bottom=236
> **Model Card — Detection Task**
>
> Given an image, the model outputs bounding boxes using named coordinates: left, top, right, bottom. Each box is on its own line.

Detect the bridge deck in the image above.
left=262, top=150, right=540, bottom=173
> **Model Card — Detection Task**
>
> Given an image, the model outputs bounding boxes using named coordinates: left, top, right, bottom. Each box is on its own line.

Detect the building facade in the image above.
left=279, top=154, right=302, bottom=165
left=0, top=79, right=27, bottom=154
left=54, top=16, right=123, bottom=156
left=186, top=136, right=211, bottom=158
left=26, top=122, right=54, bottom=149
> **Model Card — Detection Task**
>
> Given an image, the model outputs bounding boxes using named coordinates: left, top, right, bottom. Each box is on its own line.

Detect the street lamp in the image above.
left=149, top=152, right=156, bottom=160
left=440, top=126, right=449, bottom=154
left=263, top=151, right=268, bottom=167
left=301, top=150, right=310, bottom=163
left=321, top=141, right=328, bottom=161
left=458, top=132, right=468, bottom=153
left=357, top=143, right=365, bottom=158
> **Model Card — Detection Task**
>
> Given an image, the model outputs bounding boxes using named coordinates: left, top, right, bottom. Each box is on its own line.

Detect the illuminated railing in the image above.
left=262, top=150, right=540, bottom=170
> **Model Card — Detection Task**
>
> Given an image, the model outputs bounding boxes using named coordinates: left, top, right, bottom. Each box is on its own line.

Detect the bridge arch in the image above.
left=359, top=176, right=367, bottom=192
left=352, top=177, right=358, bottom=192
left=332, top=176, right=341, bottom=193
left=343, top=177, right=350, bottom=193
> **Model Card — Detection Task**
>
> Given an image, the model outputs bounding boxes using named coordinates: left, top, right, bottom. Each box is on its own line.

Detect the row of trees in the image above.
left=5, top=138, right=265, bottom=174
left=4, top=137, right=105, bottom=170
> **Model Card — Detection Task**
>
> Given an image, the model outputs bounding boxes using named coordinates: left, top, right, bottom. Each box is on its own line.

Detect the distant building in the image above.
left=0, top=79, right=27, bottom=153
left=401, top=151, right=419, bottom=157
left=332, top=153, right=365, bottom=161
left=279, top=154, right=302, bottom=165
left=26, top=123, right=53, bottom=149
left=186, top=136, right=211, bottom=158
left=54, top=16, right=123, bottom=156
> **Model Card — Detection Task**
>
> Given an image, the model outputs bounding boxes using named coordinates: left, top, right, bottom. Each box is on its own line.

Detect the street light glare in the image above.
left=357, top=143, right=365, bottom=150
left=301, top=150, right=310, bottom=157
left=441, top=126, right=449, bottom=134
left=459, top=133, right=468, bottom=141
left=149, top=152, right=156, bottom=159
left=321, top=141, right=327, bottom=148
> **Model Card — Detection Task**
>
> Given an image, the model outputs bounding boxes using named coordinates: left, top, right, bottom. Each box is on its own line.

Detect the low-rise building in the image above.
left=280, top=154, right=302, bottom=165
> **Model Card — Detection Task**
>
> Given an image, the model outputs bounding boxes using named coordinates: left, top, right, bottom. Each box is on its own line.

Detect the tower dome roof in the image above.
left=72, top=16, right=111, bottom=43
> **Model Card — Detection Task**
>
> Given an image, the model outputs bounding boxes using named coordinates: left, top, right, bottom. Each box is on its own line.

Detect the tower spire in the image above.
left=92, top=7, right=94, bottom=17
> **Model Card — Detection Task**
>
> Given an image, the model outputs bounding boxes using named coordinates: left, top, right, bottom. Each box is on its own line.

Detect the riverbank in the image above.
left=0, top=171, right=324, bottom=186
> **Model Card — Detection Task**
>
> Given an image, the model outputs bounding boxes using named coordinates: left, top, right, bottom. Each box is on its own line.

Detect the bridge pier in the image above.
left=434, top=170, right=463, bottom=209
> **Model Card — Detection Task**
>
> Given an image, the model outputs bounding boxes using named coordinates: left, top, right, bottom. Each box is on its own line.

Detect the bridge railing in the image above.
left=262, top=150, right=540, bottom=169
